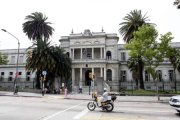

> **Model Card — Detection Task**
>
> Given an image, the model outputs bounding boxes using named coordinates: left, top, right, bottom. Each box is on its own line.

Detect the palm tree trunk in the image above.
left=36, top=72, right=41, bottom=89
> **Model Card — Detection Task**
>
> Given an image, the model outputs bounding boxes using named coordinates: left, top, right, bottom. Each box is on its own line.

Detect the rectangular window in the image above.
left=1, top=72, right=4, bottom=76
left=156, top=70, right=162, bottom=82
left=19, top=56, right=23, bottom=63
left=145, top=71, right=150, bottom=81
left=121, top=52, right=126, bottom=61
left=168, top=70, right=174, bottom=82
left=10, top=56, right=15, bottom=64
left=19, top=72, right=22, bottom=76
left=9, top=72, right=13, bottom=75
left=26, top=72, right=31, bottom=75
left=120, top=71, right=126, bottom=81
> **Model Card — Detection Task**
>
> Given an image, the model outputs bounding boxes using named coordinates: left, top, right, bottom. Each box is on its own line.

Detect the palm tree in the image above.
left=26, top=40, right=72, bottom=89
left=119, top=10, right=154, bottom=89
left=174, top=0, right=180, bottom=9
left=22, top=12, right=54, bottom=41
left=127, top=57, right=140, bottom=89
left=23, top=12, right=72, bottom=90
left=119, top=9, right=152, bottom=43
left=26, top=39, right=54, bottom=88
left=22, top=11, right=55, bottom=89
left=50, top=46, right=72, bottom=88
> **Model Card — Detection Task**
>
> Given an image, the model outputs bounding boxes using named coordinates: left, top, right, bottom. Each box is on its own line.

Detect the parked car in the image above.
left=169, top=95, right=180, bottom=113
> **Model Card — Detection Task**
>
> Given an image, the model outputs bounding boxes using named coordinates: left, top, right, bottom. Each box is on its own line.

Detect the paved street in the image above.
left=0, top=91, right=179, bottom=120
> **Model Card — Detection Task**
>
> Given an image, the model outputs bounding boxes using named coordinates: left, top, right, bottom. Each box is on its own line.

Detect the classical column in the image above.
left=80, top=68, right=82, bottom=87
left=72, top=48, right=74, bottom=60
left=104, top=66, right=107, bottom=81
left=81, top=48, right=82, bottom=59
left=72, top=68, right=75, bottom=86
left=100, top=67, right=103, bottom=77
left=100, top=47, right=102, bottom=59
left=70, top=48, right=72, bottom=59
left=92, top=48, right=94, bottom=59
left=104, top=48, right=106, bottom=59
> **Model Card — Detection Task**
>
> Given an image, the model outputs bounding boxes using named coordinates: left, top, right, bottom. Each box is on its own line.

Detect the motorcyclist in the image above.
left=98, top=88, right=109, bottom=106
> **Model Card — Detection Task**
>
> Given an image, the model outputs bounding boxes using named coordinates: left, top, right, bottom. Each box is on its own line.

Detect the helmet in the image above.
left=104, top=88, right=107, bottom=92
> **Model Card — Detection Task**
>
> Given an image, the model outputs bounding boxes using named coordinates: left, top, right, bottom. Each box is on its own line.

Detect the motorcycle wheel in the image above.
left=87, top=102, right=96, bottom=111
left=105, top=103, right=114, bottom=112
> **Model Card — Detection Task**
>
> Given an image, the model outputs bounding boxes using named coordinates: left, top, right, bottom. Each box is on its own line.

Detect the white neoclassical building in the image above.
left=0, top=29, right=180, bottom=92
left=59, top=29, right=180, bottom=92
left=0, top=48, right=36, bottom=89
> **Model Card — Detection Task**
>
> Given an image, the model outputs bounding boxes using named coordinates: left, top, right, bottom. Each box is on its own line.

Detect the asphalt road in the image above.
left=0, top=95, right=179, bottom=120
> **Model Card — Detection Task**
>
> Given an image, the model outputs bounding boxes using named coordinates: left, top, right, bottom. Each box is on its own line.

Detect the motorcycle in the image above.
left=87, top=93, right=117, bottom=112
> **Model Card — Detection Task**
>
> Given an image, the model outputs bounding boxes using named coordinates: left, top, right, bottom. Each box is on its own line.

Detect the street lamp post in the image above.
left=1, top=29, right=20, bottom=95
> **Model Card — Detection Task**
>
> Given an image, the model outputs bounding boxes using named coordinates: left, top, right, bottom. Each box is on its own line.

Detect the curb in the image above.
left=0, top=94, right=42, bottom=98
left=64, top=97, right=169, bottom=103
left=0, top=93, right=169, bottom=103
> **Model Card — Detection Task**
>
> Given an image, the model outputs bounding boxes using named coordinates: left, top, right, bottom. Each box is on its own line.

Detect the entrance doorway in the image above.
left=85, top=70, right=92, bottom=86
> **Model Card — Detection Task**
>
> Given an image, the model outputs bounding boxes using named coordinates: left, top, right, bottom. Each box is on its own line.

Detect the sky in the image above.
left=0, top=0, right=179, bottom=49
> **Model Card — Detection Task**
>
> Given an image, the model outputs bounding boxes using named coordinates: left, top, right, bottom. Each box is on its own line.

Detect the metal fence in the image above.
left=0, top=78, right=35, bottom=91
left=1, top=78, right=180, bottom=93
left=107, top=80, right=180, bottom=92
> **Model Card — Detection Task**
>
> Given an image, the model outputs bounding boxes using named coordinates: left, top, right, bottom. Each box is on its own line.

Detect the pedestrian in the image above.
left=64, top=87, right=68, bottom=98
left=79, top=86, right=82, bottom=94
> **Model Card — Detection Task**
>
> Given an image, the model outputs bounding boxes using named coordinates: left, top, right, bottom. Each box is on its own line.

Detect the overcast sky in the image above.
left=0, top=0, right=179, bottom=49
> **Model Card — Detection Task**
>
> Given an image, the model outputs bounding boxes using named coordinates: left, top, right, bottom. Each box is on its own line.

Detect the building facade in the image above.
left=0, top=29, right=180, bottom=92
left=0, top=48, right=36, bottom=90
left=59, top=29, right=180, bottom=92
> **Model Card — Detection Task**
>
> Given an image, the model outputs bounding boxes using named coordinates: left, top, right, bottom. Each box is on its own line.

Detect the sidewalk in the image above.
left=0, top=91, right=42, bottom=98
left=0, top=91, right=171, bottom=103
left=65, top=93, right=171, bottom=103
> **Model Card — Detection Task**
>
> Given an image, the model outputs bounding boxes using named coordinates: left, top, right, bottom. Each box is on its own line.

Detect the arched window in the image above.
left=106, top=69, right=112, bottom=81
left=106, top=51, right=111, bottom=60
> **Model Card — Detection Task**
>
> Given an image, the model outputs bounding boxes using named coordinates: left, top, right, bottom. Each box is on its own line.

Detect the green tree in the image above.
left=23, top=12, right=55, bottom=89
left=144, top=32, right=173, bottom=100
left=119, top=9, right=153, bottom=43
left=0, top=53, right=8, bottom=65
left=23, top=12, right=71, bottom=89
left=22, top=12, right=54, bottom=41
left=126, top=25, right=158, bottom=89
left=167, top=47, right=180, bottom=92
left=126, top=25, right=174, bottom=97
left=26, top=41, right=71, bottom=89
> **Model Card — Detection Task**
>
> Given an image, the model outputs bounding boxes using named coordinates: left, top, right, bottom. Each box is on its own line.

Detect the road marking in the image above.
left=42, top=101, right=85, bottom=120
left=117, top=108, right=170, bottom=113
left=73, top=108, right=89, bottom=119
left=81, top=116, right=146, bottom=120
